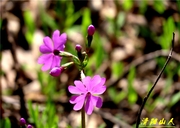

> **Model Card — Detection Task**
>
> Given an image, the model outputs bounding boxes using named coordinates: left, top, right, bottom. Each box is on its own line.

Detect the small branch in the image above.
left=81, top=105, right=86, bottom=128
left=95, top=109, right=132, bottom=128
left=136, top=33, right=175, bottom=128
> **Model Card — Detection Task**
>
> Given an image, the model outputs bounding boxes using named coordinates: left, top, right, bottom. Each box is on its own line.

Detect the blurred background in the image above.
left=1, top=0, right=180, bottom=128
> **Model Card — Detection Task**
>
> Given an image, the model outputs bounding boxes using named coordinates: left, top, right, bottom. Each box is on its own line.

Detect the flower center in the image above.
left=53, top=49, right=59, bottom=56
left=87, top=92, right=91, bottom=95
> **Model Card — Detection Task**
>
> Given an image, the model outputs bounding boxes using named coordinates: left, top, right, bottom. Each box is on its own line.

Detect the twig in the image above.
left=136, top=33, right=175, bottom=128
left=107, top=46, right=180, bottom=87
left=95, top=109, right=132, bottom=128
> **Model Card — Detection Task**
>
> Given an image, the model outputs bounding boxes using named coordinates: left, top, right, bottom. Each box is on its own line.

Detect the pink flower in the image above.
left=75, top=44, right=82, bottom=52
left=87, top=25, right=95, bottom=36
left=68, top=75, right=106, bottom=115
left=38, top=30, right=67, bottom=71
left=49, top=67, right=64, bottom=77
left=27, top=124, right=33, bottom=128
left=20, top=118, right=26, bottom=126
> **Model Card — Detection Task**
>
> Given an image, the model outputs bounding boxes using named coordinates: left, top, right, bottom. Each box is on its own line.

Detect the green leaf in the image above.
left=122, top=0, right=133, bottom=11
left=178, top=67, right=180, bottom=76
left=168, top=92, right=180, bottom=107
left=139, top=0, right=147, bottom=14
left=160, top=17, right=175, bottom=49
left=127, top=67, right=137, bottom=105
left=82, top=8, right=91, bottom=37
left=39, top=5, right=58, bottom=31
left=112, top=62, right=124, bottom=78
left=108, top=87, right=116, bottom=100
left=108, top=87, right=126, bottom=104
left=28, top=101, right=37, bottom=124
left=0, top=19, right=2, bottom=29
left=93, top=33, right=106, bottom=68
left=106, top=18, right=115, bottom=35
left=25, top=31, right=33, bottom=45
left=153, top=0, right=165, bottom=14
left=24, top=11, right=35, bottom=33
left=98, top=123, right=106, bottom=128
left=114, top=91, right=126, bottom=104
left=116, top=12, right=125, bottom=29
left=65, top=2, right=81, bottom=28
left=4, top=118, right=11, bottom=128
left=163, top=76, right=172, bottom=93
left=24, top=11, right=35, bottom=45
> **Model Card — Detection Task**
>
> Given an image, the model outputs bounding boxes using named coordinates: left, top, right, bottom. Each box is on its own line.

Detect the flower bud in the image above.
left=59, top=51, right=73, bottom=57
left=50, top=67, right=63, bottom=77
left=75, top=44, right=82, bottom=52
left=87, top=25, right=95, bottom=36
left=20, top=118, right=26, bottom=126
left=27, top=124, right=33, bottom=128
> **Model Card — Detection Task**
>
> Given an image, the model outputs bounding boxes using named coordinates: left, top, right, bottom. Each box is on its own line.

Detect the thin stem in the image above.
left=80, top=70, right=86, bottom=128
left=136, top=33, right=175, bottom=128
left=81, top=105, right=86, bottom=128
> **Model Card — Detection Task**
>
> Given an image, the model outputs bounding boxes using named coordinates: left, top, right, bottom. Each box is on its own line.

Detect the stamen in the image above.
left=53, top=49, right=59, bottom=55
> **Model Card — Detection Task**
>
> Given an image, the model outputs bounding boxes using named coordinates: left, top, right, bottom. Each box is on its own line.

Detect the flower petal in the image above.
left=41, top=54, right=53, bottom=71
left=91, top=96, right=103, bottom=108
left=73, top=94, right=86, bottom=110
left=40, top=44, right=52, bottom=53
left=91, top=75, right=101, bottom=85
left=58, top=33, right=67, bottom=50
left=68, top=86, right=83, bottom=94
left=89, top=75, right=101, bottom=91
left=85, top=95, right=94, bottom=115
left=40, top=36, right=54, bottom=53
left=74, top=81, right=87, bottom=92
left=98, top=78, right=106, bottom=86
left=37, top=53, right=52, bottom=64
left=52, top=30, right=67, bottom=50
left=52, top=30, right=60, bottom=46
left=92, top=85, right=106, bottom=94
left=82, top=76, right=91, bottom=90
left=69, top=95, right=79, bottom=104
left=88, top=95, right=103, bottom=108
left=50, top=55, right=61, bottom=69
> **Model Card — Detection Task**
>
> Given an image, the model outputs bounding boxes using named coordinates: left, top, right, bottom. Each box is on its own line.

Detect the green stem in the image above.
left=81, top=105, right=86, bottom=128
left=80, top=70, right=86, bottom=128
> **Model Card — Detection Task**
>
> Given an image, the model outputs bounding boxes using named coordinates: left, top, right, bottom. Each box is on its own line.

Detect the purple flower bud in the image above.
left=87, top=25, right=95, bottom=36
left=75, top=44, right=82, bottom=52
left=20, top=118, right=26, bottom=126
left=49, top=67, right=63, bottom=77
left=27, top=124, right=33, bottom=128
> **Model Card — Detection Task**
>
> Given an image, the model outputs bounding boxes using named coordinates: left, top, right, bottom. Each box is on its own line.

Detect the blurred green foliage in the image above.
left=0, top=118, right=11, bottom=128
left=112, top=62, right=124, bottom=78
left=160, top=17, right=175, bottom=49
left=0, top=19, right=2, bottom=29
left=24, top=11, right=35, bottom=45
left=28, top=100, right=59, bottom=128
left=122, top=0, right=133, bottom=11
left=153, top=0, right=165, bottom=14
left=3, top=0, right=180, bottom=127
left=127, top=67, right=138, bottom=105
left=28, top=0, right=179, bottom=127
left=108, top=87, right=126, bottom=104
